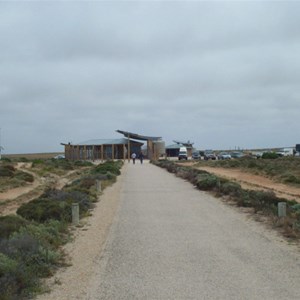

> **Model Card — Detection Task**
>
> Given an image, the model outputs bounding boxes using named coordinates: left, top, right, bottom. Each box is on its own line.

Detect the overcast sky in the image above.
left=1, top=1, right=300, bottom=154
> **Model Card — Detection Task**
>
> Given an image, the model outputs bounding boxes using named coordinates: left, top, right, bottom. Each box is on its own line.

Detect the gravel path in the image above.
left=39, top=161, right=300, bottom=300
left=87, top=161, right=300, bottom=300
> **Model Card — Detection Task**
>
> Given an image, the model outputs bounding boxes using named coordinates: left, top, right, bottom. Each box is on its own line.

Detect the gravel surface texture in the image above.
left=39, top=161, right=300, bottom=299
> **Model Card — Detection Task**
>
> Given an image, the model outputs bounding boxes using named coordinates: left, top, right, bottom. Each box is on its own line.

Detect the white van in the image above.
left=178, top=147, right=188, bottom=160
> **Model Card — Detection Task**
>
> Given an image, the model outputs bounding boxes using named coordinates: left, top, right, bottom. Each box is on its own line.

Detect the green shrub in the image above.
left=32, top=159, right=44, bottom=166
left=262, top=152, right=279, bottom=159
left=283, top=174, right=300, bottom=184
left=0, top=165, right=15, bottom=177
left=0, top=215, right=29, bottom=240
left=0, top=232, right=54, bottom=297
left=196, top=174, right=219, bottom=191
left=74, top=160, right=93, bottom=167
left=0, top=157, right=11, bottom=162
left=17, top=198, right=72, bottom=223
left=14, top=171, right=34, bottom=183
left=18, top=157, right=29, bottom=162
left=220, top=181, right=242, bottom=197
left=17, top=221, right=66, bottom=249
left=0, top=253, right=18, bottom=276
left=92, top=161, right=121, bottom=175
left=17, top=189, right=94, bottom=223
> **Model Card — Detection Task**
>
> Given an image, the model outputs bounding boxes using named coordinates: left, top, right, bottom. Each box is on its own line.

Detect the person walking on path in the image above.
left=139, top=152, right=144, bottom=164
left=131, top=152, right=136, bottom=164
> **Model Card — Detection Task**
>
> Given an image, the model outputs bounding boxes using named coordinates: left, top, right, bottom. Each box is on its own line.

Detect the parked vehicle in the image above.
left=192, top=151, right=201, bottom=160
left=178, top=147, right=188, bottom=160
left=204, top=150, right=216, bottom=160
left=218, top=152, right=231, bottom=160
left=252, top=151, right=263, bottom=159
left=276, top=148, right=293, bottom=157
left=230, top=151, right=244, bottom=159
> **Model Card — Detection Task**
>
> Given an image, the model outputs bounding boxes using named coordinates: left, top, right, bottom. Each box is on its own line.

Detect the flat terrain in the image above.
left=198, top=166, right=300, bottom=202
left=180, top=161, right=300, bottom=202
left=38, top=161, right=300, bottom=300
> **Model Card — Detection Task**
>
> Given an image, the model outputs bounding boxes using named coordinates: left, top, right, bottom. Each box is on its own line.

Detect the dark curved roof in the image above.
left=116, top=130, right=161, bottom=141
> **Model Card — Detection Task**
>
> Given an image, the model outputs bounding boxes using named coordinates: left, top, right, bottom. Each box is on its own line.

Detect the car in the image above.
left=204, top=150, right=216, bottom=160
left=252, top=151, right=263, bottom=159
left=217, top=152, right=231, bottom=160
left=178, top=147, right=188, bottom=160
left=230, top=151, right=244, bottom=159
left=192, top=151, right=201, bottom=160
left=54, top=154, right=65, bottom=159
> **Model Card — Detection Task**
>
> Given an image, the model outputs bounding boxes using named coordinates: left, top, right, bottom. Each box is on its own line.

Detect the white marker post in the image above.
left=278, top=202, right=287, bottom=218
left=72, top=203, right=79, bottom=225
left=96, top=180, right=102, bottom=192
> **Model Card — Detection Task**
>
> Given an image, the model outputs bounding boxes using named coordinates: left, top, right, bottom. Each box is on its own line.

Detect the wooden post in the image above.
left=112, top=144, right=114, bottom=160
left=123, top=144, right=126, bottom=161
left=101, top=144, right=104, bottom=162
left=72, top=203, right=79, bottom=225
left=84, top=145, right=87, bottom=161
left=128, top=135, right=130, bottom=162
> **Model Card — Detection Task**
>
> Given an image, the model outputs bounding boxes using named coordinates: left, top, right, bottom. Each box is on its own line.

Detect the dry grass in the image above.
left=3, top=152, right=64, bottom=160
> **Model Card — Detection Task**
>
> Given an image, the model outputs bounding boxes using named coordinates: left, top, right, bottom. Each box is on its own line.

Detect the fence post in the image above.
left=72, top=203, right=79, bottom=225
left=96, top=180, right=102, bottom=192
left=278, top=202, right=287, bottom=218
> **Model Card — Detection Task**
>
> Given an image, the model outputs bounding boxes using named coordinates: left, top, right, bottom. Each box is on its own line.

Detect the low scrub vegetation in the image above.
left=152, top=160, right=300, bottom=239
left=195, top=156, right=300, bottom=187
left=0, top=164, right=34, bottom=192
left=0, top=160, right=123, bottom=299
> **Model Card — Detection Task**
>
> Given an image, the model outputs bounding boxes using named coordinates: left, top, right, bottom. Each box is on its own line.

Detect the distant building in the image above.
left=62, top=130, right=165, bottom=161
left=61, top=138, right=143, bottom=161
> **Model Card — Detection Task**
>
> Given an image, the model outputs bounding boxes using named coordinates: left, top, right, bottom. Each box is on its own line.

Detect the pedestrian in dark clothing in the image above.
left=139, top=152, right=144, bottom=164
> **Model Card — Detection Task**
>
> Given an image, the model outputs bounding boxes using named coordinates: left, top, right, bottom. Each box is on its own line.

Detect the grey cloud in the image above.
left=1, top=1, right=300, bottom=153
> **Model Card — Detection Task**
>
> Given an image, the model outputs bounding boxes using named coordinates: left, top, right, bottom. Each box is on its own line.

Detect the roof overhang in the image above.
left=116, top=130, right=161, bottom=141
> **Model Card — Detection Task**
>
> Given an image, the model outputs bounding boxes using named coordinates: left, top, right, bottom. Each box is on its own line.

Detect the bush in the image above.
left=0, top=252, right=18, bottom=276
left=92, top=161, right=121, bottom=175
left=14, top=171, right=34, bottom=183
left=17, top=189, right=94, bottom=223
left=74, top=160, right=93, bottom=167
left=0, top=157, right=11, bottom=162
left=17, top=198, right=72, bottom=223
left=0, top=218, right=67, bottom=299
left=220, top=181, right=242, bottom=197
left=196, top=173, right=219, bottom=191
left=17, top=221, right=67, bottom=249
left=262, top=152, right=279, bottom=159
left=0, top=232, right=58, bottom=298
left=0, top=165, right=15, bottom=177
left=0, top=215, right=29, bottom=240
left=18, top=157, right=29, bottom=162
left=283, top=174, right=300, bottom=184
